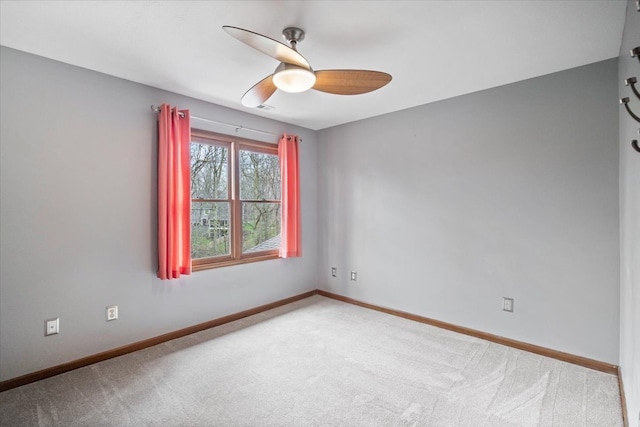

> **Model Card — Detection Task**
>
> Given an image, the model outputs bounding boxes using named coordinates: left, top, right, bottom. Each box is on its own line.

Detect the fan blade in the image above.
left=312, top=70, right=392, bottom=95
left=242, top=74, right=277, bottom=108
left=223, top=26, right=311, bottom=70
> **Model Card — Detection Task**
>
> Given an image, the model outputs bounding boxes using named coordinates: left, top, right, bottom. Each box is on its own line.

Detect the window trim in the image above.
left=190, top=129, right=280, bottom=271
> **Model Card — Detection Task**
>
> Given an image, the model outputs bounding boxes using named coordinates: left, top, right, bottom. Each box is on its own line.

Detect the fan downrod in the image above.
left=282, top=27, right=305, bottom=49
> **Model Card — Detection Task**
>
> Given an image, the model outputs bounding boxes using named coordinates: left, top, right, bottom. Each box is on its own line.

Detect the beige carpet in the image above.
left=0, top=295, right=623, bottom=426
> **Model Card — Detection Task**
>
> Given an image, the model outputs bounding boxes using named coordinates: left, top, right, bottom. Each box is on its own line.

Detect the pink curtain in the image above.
left=157, top=104, right=191, bottom=279
left=278, top=134, right=302, bottom=258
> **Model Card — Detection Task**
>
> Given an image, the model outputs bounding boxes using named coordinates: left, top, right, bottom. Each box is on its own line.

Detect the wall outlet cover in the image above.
left=45, top=318, right=59, bottom=336
left=503, top=297, right=514, bottom=312
left=106, top=305, right=118, bottom=321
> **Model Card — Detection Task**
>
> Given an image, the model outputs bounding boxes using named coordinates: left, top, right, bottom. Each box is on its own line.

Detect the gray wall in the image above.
left=0, top=46, right=318, bottom=382
left=619, top=1, right=640, bottom=425
left=317, top=59, right=620, bottom=364
left=0, top=44, right=623, bottom=386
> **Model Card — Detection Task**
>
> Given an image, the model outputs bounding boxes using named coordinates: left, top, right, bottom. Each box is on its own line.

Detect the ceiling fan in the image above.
left=222, top=26, right=392, bottom=108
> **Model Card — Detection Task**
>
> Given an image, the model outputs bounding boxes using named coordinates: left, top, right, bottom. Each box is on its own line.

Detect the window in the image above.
left=190, top=130, right=281, bottom=270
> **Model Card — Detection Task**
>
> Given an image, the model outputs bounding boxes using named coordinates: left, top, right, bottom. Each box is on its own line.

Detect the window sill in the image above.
left=192, top=252, right=280, bottom=271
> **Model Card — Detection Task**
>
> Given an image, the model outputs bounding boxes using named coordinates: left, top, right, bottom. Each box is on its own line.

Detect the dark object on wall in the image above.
left=623, top=15, right=640, bottom=154
left=620, top=97, right=640, bottom=122
left=625, top=77, right=640, bottom=100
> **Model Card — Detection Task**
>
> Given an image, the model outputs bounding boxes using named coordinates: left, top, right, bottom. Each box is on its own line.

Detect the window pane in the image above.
left=242, top=202, right=281, bottom=253
left=239, top=150, right=281, bottom=200
left=191, top=201, right=230, bottom=259
left=191, top=143, right=228, bottom=200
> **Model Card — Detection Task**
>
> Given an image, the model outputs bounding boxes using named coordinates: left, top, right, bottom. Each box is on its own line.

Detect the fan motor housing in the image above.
left=282, top=27, right=305, bottom=45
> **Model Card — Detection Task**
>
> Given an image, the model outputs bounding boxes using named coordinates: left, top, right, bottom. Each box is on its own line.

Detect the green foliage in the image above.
left=191, top=224, right=229, bottom=259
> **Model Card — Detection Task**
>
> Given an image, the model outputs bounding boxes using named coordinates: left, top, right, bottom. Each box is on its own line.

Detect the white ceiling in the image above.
left=0, top=1, right=627, bottom=130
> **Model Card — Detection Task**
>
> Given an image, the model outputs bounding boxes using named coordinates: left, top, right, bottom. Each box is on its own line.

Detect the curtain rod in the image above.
left=150, top=105, right=280, bottom=139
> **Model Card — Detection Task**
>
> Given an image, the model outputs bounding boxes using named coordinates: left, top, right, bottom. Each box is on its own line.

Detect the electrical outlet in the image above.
left=350, top=271, right=357, bottom=281
left=503, top=297, right=514, bottom=312
left=331, top=267, right=337, bottom=277
left=106, top=305, right=118, bottom=321
left=45, top=318, right=59, bottom=336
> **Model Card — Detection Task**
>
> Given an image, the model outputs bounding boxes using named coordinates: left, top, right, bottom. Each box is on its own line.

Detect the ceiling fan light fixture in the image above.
left=272, top=63, right=316, bottom=93
left=225, top=26, right=392, bottom=107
